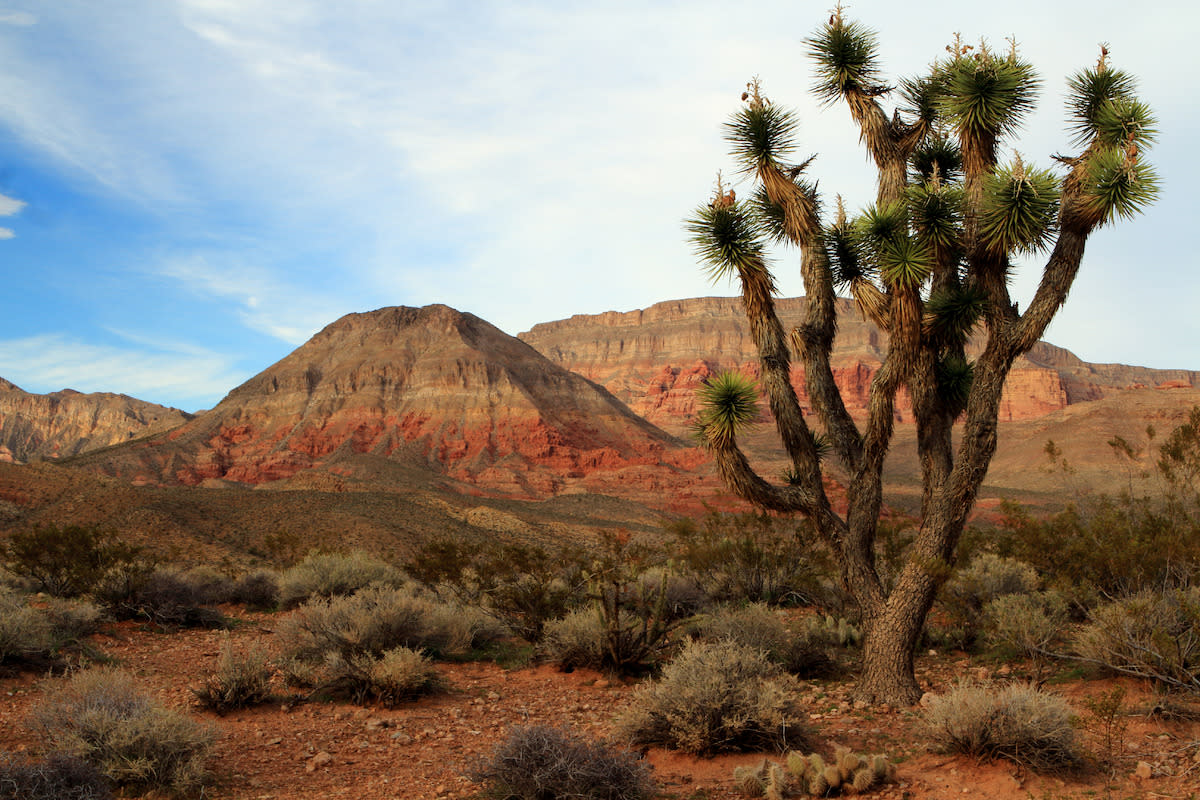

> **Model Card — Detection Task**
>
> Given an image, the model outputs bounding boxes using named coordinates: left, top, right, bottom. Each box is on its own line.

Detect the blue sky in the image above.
left=0, top=1, right=1194, bottom=412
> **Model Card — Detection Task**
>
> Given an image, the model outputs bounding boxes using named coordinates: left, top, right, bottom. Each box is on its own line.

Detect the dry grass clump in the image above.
left=278, top=550, right=404, bottom=608
left=617, top=638, right=809, bottom=756
left=327, top=646, right=444, bottom=707
left=0, top=751, right=112, bottom=800
left=0, top=589, right=102, bottom=669
left=32, top=668, right=215, bottom=796
left=1073, top=587, right=1200, bottom=692
left=278, top=585, right=483, bottom=664
left=191, top=637, right=275, bottom=713
left=923, top=682, right=1081, bottom=771
left=471, top=724, right=655, bottom=800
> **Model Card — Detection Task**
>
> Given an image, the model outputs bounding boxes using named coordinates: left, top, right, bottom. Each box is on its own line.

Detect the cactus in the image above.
left=765, top=762, right=789, bottom=800
left=734, top=760, right=768, bottom=796
left=740, top=749, right=894, bottom=797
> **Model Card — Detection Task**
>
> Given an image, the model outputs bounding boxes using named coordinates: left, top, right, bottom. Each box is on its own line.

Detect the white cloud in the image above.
left=0, top=228, right=12, bottom=239
left=0, top=192, right=23, bottom=215
left=0, top=333, right=245, bottom=410
left=0, top=11, right=35, bottom=26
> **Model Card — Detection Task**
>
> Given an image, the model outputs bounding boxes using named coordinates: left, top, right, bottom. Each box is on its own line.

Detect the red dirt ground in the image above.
left=2, top=609, right=1198, bottom=799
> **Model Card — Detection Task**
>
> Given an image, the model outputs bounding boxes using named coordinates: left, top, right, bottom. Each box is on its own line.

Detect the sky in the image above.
left=0, top=1, right=1195, bottom=413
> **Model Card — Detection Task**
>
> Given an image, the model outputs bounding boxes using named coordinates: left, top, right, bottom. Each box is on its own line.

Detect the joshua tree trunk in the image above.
left=688, top=14, right=1158, bottom=704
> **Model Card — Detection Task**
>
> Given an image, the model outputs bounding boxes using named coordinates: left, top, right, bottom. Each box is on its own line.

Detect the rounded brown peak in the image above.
left=311, top=304, right=495, bottom=341
left=0, top=376, right=22, bottom=393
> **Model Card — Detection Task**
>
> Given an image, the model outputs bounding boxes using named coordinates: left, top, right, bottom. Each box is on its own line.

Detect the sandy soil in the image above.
left=1, top=609, right=1198, bottom=800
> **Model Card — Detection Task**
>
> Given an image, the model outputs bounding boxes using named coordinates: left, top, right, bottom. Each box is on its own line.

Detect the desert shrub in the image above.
left=617, top=638, right=809, bottom=756
left=2, top=525, right=145, bottom=598
left=408, top=538, right=586, bottom=643
left=326, top=646, right=443, bottom=707
left=923, top=682, right=1081, bottom=770
left=176, top=566, right=238, bottom=605
left=277, top=550, right=404, bottom=608
left=32, top=668, right=214, bottom=795
left=278, top=584, right=480, bottom=674
left=472, top=724, right=655, bottom=800
left=691, top=603, right=836, bottom=678
left=191, top=638, right=274, bottom=713
left=0, top=590, right=102, bottom=668
left=669, top=511, right=831, bottom=607
left=100, top=568, right=226, bottom=629
left=934, top=553, right=1040, bottom=649
left=983, top=590, right=1069, bottom=672
left=540, top=608, right=609, bottom=671
left=1073, top=587, right=1200, bottom=692
left=229, top=569, right=280, bottom=610
left=0, top=751, right=112, bottom=800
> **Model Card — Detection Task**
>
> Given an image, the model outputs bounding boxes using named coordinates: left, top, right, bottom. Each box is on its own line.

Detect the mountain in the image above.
left=66, top=305, right=709, bottom=505
left=0, top=378, right=191, bottom=464
left=519, top=296, right=1198, bottom=436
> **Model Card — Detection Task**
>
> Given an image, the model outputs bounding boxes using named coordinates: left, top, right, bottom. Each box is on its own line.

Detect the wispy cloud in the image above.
left=0, top=10, right=35, bottom=26
left=0, top=333, right=246, bottom=410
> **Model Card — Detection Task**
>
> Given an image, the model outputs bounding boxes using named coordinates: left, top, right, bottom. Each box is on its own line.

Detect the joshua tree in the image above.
left=688, top=10, right=1157, bottom=704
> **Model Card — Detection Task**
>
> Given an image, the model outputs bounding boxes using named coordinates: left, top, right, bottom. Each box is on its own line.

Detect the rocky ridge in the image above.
left=519, top=296, right=1197, bottom=435
left=0, top=379, right=190, bottom=464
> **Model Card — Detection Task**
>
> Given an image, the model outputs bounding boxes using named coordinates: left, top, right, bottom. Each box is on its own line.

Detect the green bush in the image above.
left=1073, top=587, right=1200, bottom=691
left=472, top=724, right=655, bottom=800
left=668, top=511, right=831, bottom=607
left=32, top=668, right=214, bottom=796
left=934, top=553, right=1040, bottom=649
left=923, top=682, right=1081, bottom=770
left=191, top=638, right=274, bottom=713
left=616, top=638, right=810, bottom=756
left=408, top=538, right=586, bottom=643
left=983, top=590, right=1069, bottom=671
left=0, top=751, right=112, bottom=800
left=278, top=550, right=405, bottom=608
left=2, top=525, right=145, bottom=598
left=691, top=603, right=836, bottom=678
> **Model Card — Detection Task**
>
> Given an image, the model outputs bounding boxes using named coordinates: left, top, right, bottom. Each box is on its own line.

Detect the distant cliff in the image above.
left=519, top=296, right=1195, bottom=435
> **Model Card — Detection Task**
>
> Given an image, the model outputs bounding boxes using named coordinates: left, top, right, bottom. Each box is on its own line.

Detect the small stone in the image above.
left=919, top=692, right=937, bottom=708
left=306, top=751, right=333, bottom=772
left=997, top=664, right=1011, bottom=676
left=1134, top=761, right=1153, bottom=780
left=487, top=691, right=501, bottom=701
left=391, top=732, right=413, bottom=745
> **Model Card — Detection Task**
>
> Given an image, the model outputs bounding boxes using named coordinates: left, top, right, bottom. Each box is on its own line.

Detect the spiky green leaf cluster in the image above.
left=751, top=187, right=791, bottom=247
left=694, top=372, right=760, bottom=448
left=806, top=18, right=885, bottom=105
left=908, top=182, right=964, bottom=255
left=937, top=355, right=975, bottom=413
left=826, top=216, right=869, bottom=288
left=910, top=136, right=964, bottom=184
left=924, top=285, right=987, bottom=348
left=725, top=103, right=799, bottom=174
left=979, top=160, right=1060, bottom=255
left=879, top=236, right=933, bottom=289
left=1092, top=97, right=1157, bottom=149
left=1066, top=66, right=1138, bottom=147
left=857, top=202, right=908, bottom=245
left=937, top=49, right=1040, bottom=139
left=686, top=202, right=769, bottom=284
left=900, top=75, right=943, bottom=126
left=1081, top=147, right=1160, bottom=225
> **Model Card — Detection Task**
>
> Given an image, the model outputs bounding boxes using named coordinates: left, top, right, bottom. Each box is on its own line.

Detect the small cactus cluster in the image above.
left=805, top=615, right=862, bottom=648
left=733, top=747, right=895, bottom=798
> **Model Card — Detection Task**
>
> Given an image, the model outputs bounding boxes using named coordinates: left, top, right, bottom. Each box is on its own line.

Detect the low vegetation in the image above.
left=472, top=724, right=655, bottom=800
left=31, top=668, right=215, bottom=796
left=617, top=638, right=810, bottom=756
